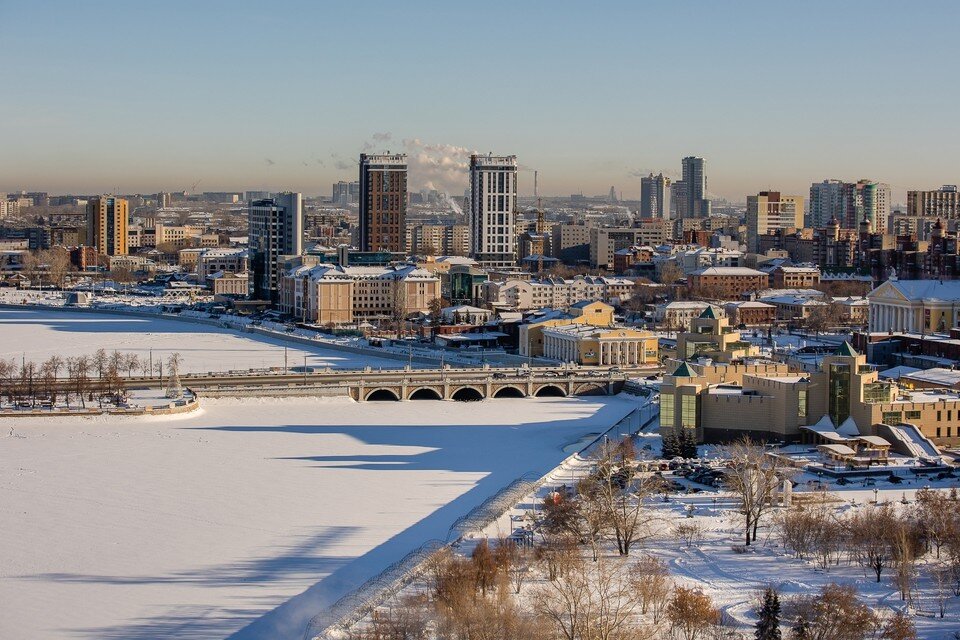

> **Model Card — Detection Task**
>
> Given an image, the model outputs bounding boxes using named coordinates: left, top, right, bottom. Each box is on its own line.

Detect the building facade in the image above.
left=542, top=324, right=658, bottom=366
left=280, top=263, right=440, bottom=325
left=746, top=191, right=804, bottom=253
left=359, top=153, right=407, bottom=253
left=640, top=173, right=672, bottom=219
left=808, top=179, right=844, bottom=229
left=907, top=185, right=960, bottom=219
left=867, top=278, right=960, bottom=334
left=469, top=154, right=518, bottom=268
left=249, top=192, right=303, bottom=302
left=86, top=196, right=129, bottom=257
left=687, top=266, right=768, bottom=298
left=485, top=275, right=637, bottom=311
left=842, top=180, right=890, bottom=233
left=676, top=156, right=710, bottom=218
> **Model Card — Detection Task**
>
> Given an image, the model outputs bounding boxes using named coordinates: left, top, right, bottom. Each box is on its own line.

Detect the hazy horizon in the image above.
left=2, top=0, right=958, bottom=202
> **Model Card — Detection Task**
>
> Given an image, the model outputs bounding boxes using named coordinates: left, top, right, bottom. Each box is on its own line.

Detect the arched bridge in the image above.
left=187, top=367, right=647, bottom=402
left=356, top=374, right=618, bottom=402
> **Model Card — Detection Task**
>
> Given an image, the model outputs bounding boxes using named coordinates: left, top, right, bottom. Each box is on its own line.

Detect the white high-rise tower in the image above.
left=469, top=154, right=518, bottom=268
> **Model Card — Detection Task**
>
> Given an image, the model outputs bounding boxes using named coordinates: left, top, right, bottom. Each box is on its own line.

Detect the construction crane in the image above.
left=188, top=180, right=201, bottom=194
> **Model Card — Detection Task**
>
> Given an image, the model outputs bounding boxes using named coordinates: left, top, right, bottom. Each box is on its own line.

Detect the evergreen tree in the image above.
left=755, top=587, right=782, bottom=640
left=661, top=430, right=680, bottom=459
left=680, top=428, right=699, bottom=458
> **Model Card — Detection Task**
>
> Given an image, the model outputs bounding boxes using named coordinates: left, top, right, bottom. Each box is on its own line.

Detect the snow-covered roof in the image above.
left=819, top=443, right=857, bottom=456
left=878, top=365, right=921, bottom=380
left=874, top=279, right=960, bottom=302
left=725, top=301, right=775, bottom=309
left=288, top=263, right=439, bottom=282
left=903, top=367, right=960, bottom=387
left=689, top=266, right=766, bottom=276
left=442, top=305, right=489, bottom=314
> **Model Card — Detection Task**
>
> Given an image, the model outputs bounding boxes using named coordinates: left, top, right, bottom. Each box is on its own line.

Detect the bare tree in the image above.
left=166, top=352, right=183, bottom=398
left=666, top=586, right=720, bottom=640
left=787, top=583, right=878, bottom=640
left=41, top=247, right=72, bottom=288
left=495, top=538, right=532, bottom=595
left=723, top=437, right=782, bottom=546
left=589, top=438, right=663, bottom=557
left=124, top=353, right=141, bottom=378
left=891, top=521, right=918, bottom=605
left=631, top=554, right=672, bottom=623
left=674, top=522, right=704, bottom=549
left=879, top=610, right=915, bottom=640
left=848, top=504, right=896, bottom=582
left=346, top=595, right=429, bottom=640
left=533, top=556, right=643, bottom=640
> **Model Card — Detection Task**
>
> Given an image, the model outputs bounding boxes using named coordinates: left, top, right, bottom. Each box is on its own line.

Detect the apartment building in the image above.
left=485, top=275, right=637, bottom=311
left=359, top=154, right=407, bottom=253
left=470, top=154, right=518, bottom=268
left=86, top=195, right=128, bottom=256
left=280, top=263, right=440, bottom=325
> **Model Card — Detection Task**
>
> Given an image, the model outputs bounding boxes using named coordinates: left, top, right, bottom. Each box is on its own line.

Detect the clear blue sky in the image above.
left=2, top=0, right=957, bottom=201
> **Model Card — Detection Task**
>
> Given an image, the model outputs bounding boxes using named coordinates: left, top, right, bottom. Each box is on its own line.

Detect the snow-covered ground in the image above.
left=0, top=395, right=638, bottom=640
left=0, top=308, right=415, bottom=373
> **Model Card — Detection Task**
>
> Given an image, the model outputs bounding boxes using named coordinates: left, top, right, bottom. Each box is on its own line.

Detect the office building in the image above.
left=746, top=191, right=804, bottom=253
left=86, top=195, right=129, bottom=256
left=907, top=185, right=960, bottom=219
left=661, top=340, right=960, bottom=448
left=589, top=221, right=672, bottom=268
left=808, top=179, right=844, bottom=228
left=676, top=156, right=710, bottom=218
left=640, top=173, right=672, bottom=219
left=469, top=153, right=518, bottom=268
left=359, top=153, right=407, bottom=253
left=249, top=192, right=303, bottom=302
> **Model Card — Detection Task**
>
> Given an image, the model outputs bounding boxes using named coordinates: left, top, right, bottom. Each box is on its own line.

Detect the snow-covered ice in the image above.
left=0, top=308, right=414, bottom=373
left=0, top=395, right=637, bottom=639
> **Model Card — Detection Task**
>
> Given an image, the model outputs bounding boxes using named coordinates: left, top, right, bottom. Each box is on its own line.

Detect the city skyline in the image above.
left=3, top=1, right=959, bottom=201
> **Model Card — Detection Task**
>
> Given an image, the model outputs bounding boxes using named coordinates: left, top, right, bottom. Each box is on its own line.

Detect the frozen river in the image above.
left=0, top=308, right=415, bottom=373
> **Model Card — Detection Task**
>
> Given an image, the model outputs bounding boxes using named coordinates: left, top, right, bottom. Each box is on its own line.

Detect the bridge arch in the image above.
left=366, top=388, right=401, bottom=401
left=492, top=385, right=526, bottom=399
left=451, top=386, right=485, bottom=402
left=573, top=382, right=609, bottom=397
left=534, top=384, right=567, bottom=398
left=408, top=387, right=443, bottom=400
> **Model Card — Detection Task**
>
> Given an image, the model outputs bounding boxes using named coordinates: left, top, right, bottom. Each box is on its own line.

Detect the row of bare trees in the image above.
left=0, top=349, right=180, bottom=409
left=779, top=488, right=960, bottom=615
left=349, top=537, right=915, bottom=640
left=347, top=537, right=730, bottom=640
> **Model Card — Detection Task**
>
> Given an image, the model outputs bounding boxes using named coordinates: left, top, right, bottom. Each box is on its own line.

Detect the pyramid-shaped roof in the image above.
left=835, top=341, right=859, bottom=357
left=672, top=362, right=696, bottom=378
left=698, top=306, right=718, bottom=319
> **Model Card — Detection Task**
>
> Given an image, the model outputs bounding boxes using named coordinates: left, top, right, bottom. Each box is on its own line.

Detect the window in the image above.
left=828, top=363, right=851, bottom=426
left=681, top=395, right=697, bottom=429
left=882, top=411, right=903, bottom=424
left=660, top=392, right=674, bottom=428
left=938, top=410, right=942, bottom=421
left=905, top=410, right=921, bottom=420
left=798, top=389, right=807, bottom=419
